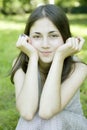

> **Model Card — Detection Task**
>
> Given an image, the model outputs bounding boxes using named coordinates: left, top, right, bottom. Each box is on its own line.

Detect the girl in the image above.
left=11, top=4, right=87, bottom=130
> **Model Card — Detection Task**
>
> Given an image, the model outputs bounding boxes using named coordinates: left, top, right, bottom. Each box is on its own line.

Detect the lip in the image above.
left=40, top=51, right=52, bottom=56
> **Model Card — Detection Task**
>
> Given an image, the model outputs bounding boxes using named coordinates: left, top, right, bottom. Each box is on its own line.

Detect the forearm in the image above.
left=16, top=56, right=39, bottom=120
left=39, top=54, right=64, bottom=119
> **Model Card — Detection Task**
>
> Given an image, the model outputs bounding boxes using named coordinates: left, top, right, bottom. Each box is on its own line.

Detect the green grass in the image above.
left=0, top=13, right=87, bottom=129
left=0, top=14, right=26, bottom=129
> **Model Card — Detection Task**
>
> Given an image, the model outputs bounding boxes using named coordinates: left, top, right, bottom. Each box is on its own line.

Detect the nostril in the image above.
left=42, top=46, right=50, bottom=49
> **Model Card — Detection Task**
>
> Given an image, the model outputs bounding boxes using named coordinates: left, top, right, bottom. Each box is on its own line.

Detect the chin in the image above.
left=39, top=57, right=53, bottom=64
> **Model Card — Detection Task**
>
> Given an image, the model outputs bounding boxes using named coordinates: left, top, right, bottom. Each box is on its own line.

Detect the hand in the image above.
left=55, top=37, right=85, bottom=59
left=16, top=34, right=38, bottom=59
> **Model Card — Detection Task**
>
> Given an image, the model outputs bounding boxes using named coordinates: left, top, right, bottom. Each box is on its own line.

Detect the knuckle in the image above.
left=67, top=43, right=72, bottom=48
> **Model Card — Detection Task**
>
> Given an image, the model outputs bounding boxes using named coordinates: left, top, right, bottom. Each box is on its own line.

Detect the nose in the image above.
left=42, top=37, right=50, bottom=48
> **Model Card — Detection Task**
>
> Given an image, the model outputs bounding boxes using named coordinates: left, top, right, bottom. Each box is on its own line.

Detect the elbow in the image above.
left=18, top=108, right=35, bottom=120
left=39, top=109, right=55, bottom=120
left=16, top=103, right=35, bottom=120
left=20, top=111, right=35, bottom=120
left=39, top=109, right=52, bottom=119
left=39, top=113, right=52, bottom=120
left=39, top=106, right=61, bottom=119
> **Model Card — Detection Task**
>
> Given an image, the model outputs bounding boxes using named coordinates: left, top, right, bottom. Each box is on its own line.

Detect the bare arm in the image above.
left=39, top=37, right=87, bottom=119
left=13, top=35, right=39, bottom=120
left=39, top=54, right=63, bottom=119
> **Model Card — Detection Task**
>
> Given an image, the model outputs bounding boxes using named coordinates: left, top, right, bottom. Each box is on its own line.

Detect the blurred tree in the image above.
left=0, top=0, right=87, bottom=15
left=55, top=0, right=87, bottom=7
left=30, top=0, right=44, bottom=7
left=55, top=0, right=77, bottom=7
left=0, top=0, right=3, bottom=8
left=79, top=0, right=87, bottom=5
left=55, top=0, right=87, bottom=13
left=2, top=0, right=22, bottom=14
left=19, top=0, right=32, bottom=12
left=1, top=0, right=32, bottom=14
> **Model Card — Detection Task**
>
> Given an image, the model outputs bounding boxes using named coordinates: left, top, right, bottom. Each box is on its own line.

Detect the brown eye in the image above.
left=32, top=35, right=42, bottom=40
left=52, top=35, right=58, bottom=37
left=49, top=34, right=59, bottom=38
left=33, top=35, right=40, bottom=39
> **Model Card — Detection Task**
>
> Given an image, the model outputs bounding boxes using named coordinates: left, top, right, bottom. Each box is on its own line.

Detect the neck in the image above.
left=39, top=60, right=51, bottom=75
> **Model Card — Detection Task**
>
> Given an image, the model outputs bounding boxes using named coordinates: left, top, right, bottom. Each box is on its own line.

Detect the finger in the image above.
left=16, top=34, right=27, bottom=47
left=21, top=34, right=31, bottom=44
left=75, top=38, right=79, bottom=50
left=16, top=35, right=23, bottom=47
left=77, top=37, right=85, bottom=50
left=72, top=37, right=76, bottom=49
left=66, top=38, right=72, bottom=47
left=73, top=37, right=84, bottom=51
left=16, top=34, right=29, bottom=47
left=67, top=37, right=76, bottom=49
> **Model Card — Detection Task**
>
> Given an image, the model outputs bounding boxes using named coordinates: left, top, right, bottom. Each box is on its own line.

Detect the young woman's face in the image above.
left=30, top=17, right=64, bottom=64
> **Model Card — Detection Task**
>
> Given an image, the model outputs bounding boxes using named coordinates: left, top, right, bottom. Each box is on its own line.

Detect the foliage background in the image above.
left=0, top=0, right=87, bottom=14
left=0, top=0, right=87, bottom=129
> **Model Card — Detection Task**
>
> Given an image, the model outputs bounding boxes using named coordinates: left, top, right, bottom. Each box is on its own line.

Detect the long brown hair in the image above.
left=10, top=4, right=74, bottom=83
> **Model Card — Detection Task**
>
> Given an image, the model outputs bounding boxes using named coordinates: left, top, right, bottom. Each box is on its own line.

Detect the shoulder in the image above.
left=72, top=56, right=87, bottom=75
left=65, top=60, right=87, bottom=85
left=13, top=68, right=25, bottom=84
left=75, top=62, right=87, bottom=75
left=70, top=62, right=87, bottom=83
left=12, top=58, right=25, bottom=83
left=62, top=62, right=87, bottom=91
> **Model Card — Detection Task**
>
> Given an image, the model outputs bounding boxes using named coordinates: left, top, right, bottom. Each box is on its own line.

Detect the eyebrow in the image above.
left=32, top=32, right=40, bottom=34
left=31, top=31, right=59, bottom=35
left=49, top=31, right=59, bottom=34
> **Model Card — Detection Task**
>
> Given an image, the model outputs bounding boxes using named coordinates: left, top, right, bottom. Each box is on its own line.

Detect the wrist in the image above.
left=29, top=54, right=38, bottom=61
left=27, top=55, right=38, bottom=70
left=27, top=51, right=38, bottom=60
left=54, top=53, right=65, bottom=62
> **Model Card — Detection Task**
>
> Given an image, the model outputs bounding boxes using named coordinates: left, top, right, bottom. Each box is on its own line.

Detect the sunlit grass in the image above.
left=70, top=25, right=87, bottom=37
left=67, top=14, right=87, bottom=36
left=0, top=21, right=24, bottom=30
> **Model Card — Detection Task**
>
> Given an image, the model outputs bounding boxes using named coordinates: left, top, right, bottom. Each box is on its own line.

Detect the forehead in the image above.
left=30, top=17, right=58, bottom=33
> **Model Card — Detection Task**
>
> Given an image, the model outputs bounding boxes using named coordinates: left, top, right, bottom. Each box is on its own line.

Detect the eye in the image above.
left=49, top=34, right=59, bottom=38
left=32, top=35, right=42, bottom=39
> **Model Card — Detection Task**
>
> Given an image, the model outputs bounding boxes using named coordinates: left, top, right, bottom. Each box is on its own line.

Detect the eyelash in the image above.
left=50, top=34, right=59, bottom=38
left=32, top=35, right=42, bottom=39
left=31, top=34, right=59, bottom=40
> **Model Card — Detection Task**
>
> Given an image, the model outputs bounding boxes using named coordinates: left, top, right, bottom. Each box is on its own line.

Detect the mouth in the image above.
left=39, top=51, right=52, bottom=56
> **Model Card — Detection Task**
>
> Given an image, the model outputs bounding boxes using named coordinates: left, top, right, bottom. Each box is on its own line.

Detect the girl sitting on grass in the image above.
left=10, top=4, right=87, bottom=130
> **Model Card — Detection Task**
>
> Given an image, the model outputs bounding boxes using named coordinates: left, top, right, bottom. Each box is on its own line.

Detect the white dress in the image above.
left=15, top=71, right=87, bottom=130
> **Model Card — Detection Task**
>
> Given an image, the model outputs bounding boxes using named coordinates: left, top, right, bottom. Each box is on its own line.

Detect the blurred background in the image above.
left=0, top=0, right=87, bottom=129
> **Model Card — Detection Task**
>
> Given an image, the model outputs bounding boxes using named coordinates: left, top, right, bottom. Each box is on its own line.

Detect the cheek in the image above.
left=31, top=40, right=40, bottom=49
left=52, top=38, right=64, bottom=47
left=52, top=42, right=64, bottom=48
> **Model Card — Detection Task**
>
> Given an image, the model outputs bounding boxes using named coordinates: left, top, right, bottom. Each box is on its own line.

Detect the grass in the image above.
left=0, top=13, right=87, bottom=129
